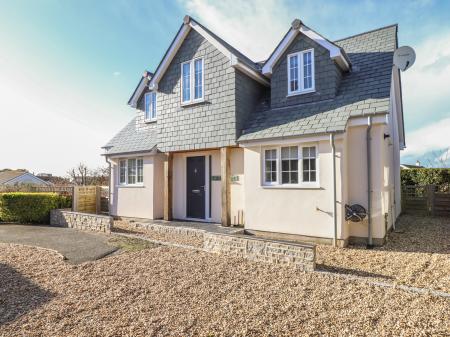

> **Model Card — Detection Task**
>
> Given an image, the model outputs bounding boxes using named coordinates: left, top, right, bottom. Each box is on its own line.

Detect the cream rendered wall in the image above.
left=243, top=139, right=344, bottom=239
left=109, top=154, right=164, bottom=219
left=230, top=148, right=245, bottom=225
left=172, top=150, right=221, bottom=222
left=346, top=123, right=389, bottom=240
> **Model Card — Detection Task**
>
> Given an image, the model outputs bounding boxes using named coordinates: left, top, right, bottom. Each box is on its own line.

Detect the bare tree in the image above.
left=423, top=148, right=450, bottom=168
left=67, top=163, right=89, bottom=185
left=67, top=163, right=109, bottom=186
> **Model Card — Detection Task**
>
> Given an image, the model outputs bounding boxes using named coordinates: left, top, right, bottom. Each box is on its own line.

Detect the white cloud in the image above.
left=180, top=0, right=291, bottom=61
left=402, top=117, right=450, bottom=157
left=113, top=71, right=121, bottom=77
left=401, top=30, right=450, bottom=122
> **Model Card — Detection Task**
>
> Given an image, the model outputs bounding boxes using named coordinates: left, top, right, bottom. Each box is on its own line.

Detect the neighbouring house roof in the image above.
left=0, top=170, right=50, bottom=186
left=102, top=118, right=158, bottom=156
left=0, top=170, right=27, bottom=184
left=238, top=24, right=398, bottom=142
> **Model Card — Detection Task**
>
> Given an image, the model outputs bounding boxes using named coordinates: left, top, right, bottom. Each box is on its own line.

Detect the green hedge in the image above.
left=401, top=168, right=450, bottom=186
left=0, top=192, right=71, bottom=223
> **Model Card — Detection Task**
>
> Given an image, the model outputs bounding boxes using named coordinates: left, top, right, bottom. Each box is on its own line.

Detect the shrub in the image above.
left=401, top=168, right=450, bottom=186
left=0, top=192, right=71, bottom=223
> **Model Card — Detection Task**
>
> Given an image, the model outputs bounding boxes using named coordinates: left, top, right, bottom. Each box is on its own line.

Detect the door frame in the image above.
left=185, top=154, right=211, bottom=221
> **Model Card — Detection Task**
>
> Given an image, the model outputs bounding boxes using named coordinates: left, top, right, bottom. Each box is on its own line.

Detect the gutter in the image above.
left=367, top=116, right=373, bottom=248
left=330, top=133, right=338, bottom=247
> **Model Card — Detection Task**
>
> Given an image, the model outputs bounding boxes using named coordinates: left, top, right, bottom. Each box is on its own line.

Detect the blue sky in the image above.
left=1, top=0, right=449, bottom=175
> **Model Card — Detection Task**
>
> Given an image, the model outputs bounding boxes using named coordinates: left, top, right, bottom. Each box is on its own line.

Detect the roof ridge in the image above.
left=334, top=24, right=398, bottom=42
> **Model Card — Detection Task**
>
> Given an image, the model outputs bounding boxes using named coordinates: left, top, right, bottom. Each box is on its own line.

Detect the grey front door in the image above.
left=186, top=156, right=205, bottom=219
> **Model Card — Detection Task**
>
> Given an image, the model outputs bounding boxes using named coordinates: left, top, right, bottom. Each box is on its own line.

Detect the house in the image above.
left=400, top=161, right=424, bottom=169
left=0, top=170, right=52, bottom=186
left=103, top=16, right=405, bottom=247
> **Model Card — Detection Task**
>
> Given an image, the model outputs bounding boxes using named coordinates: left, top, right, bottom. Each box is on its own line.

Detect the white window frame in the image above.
left=118, top=157, right=144, bottom=186
left=144, top=92, right=157, bottom=122
left=262, top=143, right=319, bottom=188
left=287, top=49, right=315, bottom=96
left=181, top=57, right=204, bottom=105
left=263, top=148, right=279, bottom=186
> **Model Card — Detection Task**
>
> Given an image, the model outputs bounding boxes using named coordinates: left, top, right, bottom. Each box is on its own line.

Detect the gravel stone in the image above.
left=317, top=215, right=450, bottom=292
left=1, top=241, right=449, bottom=336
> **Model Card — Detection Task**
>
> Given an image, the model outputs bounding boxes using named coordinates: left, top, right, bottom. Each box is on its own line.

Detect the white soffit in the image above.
left=262, top=23, right=350, bottom=76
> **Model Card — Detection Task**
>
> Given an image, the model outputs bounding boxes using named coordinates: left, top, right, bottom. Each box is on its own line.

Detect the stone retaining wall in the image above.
left=203, top=232, right=315, bottom=271
left=50, top=209, right=112, bottom=233
left=132, top=222, right=205, bottom=239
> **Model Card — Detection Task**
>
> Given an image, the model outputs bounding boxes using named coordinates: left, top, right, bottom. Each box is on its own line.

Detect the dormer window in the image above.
left=181, top=58, right=204, bottom=104
left=287, top=49, right=315, bottom=96
left=144, top=92, right=157, bottom=121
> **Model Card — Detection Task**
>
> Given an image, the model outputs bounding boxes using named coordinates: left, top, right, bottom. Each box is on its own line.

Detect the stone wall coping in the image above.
left=55, top=209, right=112, bottom=220
left=203, top=231, right=316, bottom=250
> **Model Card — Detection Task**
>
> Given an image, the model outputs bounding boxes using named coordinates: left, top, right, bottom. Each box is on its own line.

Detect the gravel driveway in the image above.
left=0, top=224, right=117, bottom=264
left=317, top=215, right=450, bottom=292
left=1, top=243, right=449, bottom=336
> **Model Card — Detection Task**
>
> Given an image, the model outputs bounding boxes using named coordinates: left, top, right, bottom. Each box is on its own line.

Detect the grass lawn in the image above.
left=0, top=215, right=449, bottom=336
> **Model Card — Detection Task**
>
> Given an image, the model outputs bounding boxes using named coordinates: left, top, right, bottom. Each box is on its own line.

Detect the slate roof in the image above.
left=238, top=24, right=397, bottom=142
left=0, top=170, right=27, bottom=184
left=103, top=117, right=158, bottom=155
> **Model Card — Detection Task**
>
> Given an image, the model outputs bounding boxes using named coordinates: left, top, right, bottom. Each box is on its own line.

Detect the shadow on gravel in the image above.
left=0, top=263, right=53, bottom=326
left=315, top=264, right=395, bottom=280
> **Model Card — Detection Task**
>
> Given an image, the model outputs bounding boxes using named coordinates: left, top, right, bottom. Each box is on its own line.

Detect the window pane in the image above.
left=310, top=159, right=316, bottom=170
left=119, top=160, right=126, bottom=184
left=302, top=147, right=310, bottom=158
left=194, top=59, right=203, bottom=99
left=303, top=159, right=310, bottom=170
left=137, top=159, right=143, bottom=183
left=128, top=159, right=136, bottom=184
left=151, top=93, right=157, bottom=119
left=289, top=55, right=299, bottom=92
left=265, top=172, right=272, bottom=182
left=303, top=172, right=309, bottom=182
left=282, top=172, right=289, bottom=184
left=291, top=173, right=298, bottom=184
left=182, top=63, right=190, bottom=102
left=303, top=51, right=313, bottom=89
left=310, top=171, right=316, bottom=182
left=281, top=147, right=290, bottom=158
left=282, top=160, right=289, bottom=171
left=291, top=160, right=298, bottom=171
left=144, top=93, right=151, bottom=120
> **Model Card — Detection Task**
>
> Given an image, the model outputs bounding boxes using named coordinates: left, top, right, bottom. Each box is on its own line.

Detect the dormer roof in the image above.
left=262, top=19, right=351, bottom=76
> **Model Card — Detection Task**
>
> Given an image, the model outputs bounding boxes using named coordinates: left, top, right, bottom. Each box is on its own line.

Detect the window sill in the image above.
left=181, top=98, right=205, bottom=107
left=261, top=184, right=321, bottom=190
left=117, top=184, right=145, bottom=188
left=144, top=118, right=157, bottom=124
left=287, top=89, right=315, bottom=97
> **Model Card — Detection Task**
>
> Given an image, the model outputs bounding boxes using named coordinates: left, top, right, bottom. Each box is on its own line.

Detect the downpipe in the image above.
left=367, top=116, right=373, bottom=248
left=330, top=133, right=338, bottom=247
left=105, top=156, right=112, bottom=216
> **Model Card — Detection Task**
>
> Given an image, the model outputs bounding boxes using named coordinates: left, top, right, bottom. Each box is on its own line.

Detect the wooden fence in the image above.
left=402, top=185, right=450, bottom=216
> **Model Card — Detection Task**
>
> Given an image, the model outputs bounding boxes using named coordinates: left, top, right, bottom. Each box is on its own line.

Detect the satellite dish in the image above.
left=393, top=46, right=416, bottom=71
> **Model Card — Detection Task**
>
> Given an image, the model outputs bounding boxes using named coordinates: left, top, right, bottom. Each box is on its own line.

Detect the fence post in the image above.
left=427, top=184, right=435, bottom=216
left=72, top=186, right=78, bottom=212
left=95, top=186, right=101, bottom=214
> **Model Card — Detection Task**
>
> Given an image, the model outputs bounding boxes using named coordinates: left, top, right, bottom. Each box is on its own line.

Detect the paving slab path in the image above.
left=0, top=224, right=117, bottom=264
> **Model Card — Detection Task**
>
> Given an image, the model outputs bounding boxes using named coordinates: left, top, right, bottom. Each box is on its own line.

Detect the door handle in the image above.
left=192, top=189, right=200, bottom=193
